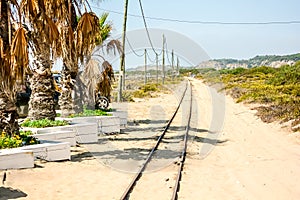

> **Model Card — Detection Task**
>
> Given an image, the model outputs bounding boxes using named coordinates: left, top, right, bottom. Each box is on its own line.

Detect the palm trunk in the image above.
left=59, top=10, right=79, bottom=117
left=0, top=1, right=19, bottom=136
left=59, top=65, right=77, bottom=117
left=0, top=92, right=19, bottom=136
left=28, top=42, right=56, bottom=120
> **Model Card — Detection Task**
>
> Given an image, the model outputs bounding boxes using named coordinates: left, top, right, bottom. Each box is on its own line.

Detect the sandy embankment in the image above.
left=1, top=78, right=299, bottom=200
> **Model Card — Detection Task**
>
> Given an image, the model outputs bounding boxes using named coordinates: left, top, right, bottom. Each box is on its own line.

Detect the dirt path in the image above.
left=1, top=79, right=299, bottom=200
left=179, top=78, right=300, bottom=199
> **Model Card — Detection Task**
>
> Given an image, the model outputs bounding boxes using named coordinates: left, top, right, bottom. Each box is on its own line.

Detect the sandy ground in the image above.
left=1, top=78, right=300, bottom=200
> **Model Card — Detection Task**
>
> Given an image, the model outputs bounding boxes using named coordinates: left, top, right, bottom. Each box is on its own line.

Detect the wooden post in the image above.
left=162, top=34, right=165, bottom=84
left=118, top=0, right=129, bottom=102
left=144, top=49, right=147, bottom=84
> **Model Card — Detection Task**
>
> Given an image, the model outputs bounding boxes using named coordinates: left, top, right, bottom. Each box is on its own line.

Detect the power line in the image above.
left=91, top=6, right=300, bottom=25
left=145, top=49, right=155, bottom=63
left=126, top=36, right=145, bottom=57
left=137, top=0, right=163, bottom=56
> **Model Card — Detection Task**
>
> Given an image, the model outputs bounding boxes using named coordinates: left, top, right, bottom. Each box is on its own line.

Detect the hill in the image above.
left=197, top=53, right=300, bottom=69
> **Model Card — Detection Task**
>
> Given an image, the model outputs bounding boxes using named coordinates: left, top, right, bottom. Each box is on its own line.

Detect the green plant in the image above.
left=198, top=64, right=300, bottom=130
left=0, top=130, right=39, bottom=149
left=132, top=83, right=161, bottom=98
left=68, top=108, right=111, bottom=118
left=21, top=119, right=69, bottom=128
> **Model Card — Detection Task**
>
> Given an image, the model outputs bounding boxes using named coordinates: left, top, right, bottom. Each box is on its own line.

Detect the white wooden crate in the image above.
left=65, top=116, right=121, bottom=135
left=19, top=142, right=70, bottom=161
left=111, top=111, right=128, bottom=126
left=98, top=116, right=120, bottom=126
left=72, top=123, right=98, bottom=143
left=64, top=117, right=101, bottom=135
left=33, top=131, right=76, bottom=146
left=98, top=116, right=120, bottom=134
left=0, top=149, right=34, bottom=170
left=23, top=123, right=98, bottom=144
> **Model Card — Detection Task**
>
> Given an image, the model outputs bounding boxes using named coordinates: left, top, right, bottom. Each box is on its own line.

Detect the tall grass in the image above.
left=196, top=62, right=300, bottom=131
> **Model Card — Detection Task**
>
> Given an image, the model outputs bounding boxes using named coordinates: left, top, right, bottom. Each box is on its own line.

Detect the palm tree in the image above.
left=58, top=1, right=100, bottom=117
left=59, top=11, right=122, bottom=116
left=20, top=0, right=100, bottom=119
left=0, top=1, right=29, bottom=136
left=80, top=13, right=122, bottom=110
left=21, top=0, right=62, bottom=120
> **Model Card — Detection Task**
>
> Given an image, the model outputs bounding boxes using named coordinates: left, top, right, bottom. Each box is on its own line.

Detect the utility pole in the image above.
left=144, top=49, right=147, bottom=84
left=118, top=0, right=129, bottom=102
left=176, top=57, right=180, bottom=77
left=171, top=49, right=174, bottom=81
left=162, top=34, right=165, bottom=84
left=156, top=54, right=158, bottom=84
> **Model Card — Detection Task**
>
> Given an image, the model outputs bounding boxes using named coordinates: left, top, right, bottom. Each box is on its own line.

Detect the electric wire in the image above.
left=137, top=0, right=163, bottom=56
left=146, top=49, right=156, bottom=63
left=91, top=6, right=300, bottom=25
left=125, top=36, right=145, bottom=57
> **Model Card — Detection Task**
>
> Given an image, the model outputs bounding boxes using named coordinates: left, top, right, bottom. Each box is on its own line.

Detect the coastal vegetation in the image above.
left=193, top=62, right=300, bottom=131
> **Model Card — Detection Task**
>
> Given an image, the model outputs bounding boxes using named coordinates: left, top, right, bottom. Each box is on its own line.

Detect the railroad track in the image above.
left=120, top=80, right=193, bottom=200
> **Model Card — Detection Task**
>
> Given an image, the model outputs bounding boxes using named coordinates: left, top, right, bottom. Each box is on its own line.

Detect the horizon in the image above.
left=91, top=0, right=300, bottom=69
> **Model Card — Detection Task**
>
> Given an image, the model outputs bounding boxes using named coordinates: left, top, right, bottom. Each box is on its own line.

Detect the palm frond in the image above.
left=11, top=27, right=28, bottom=83
left=102, top=61, right=115, bottom=81
left=44, top=14, right=60, bottom=44
left=76, top=12, right=99, bottom=63
left=44, top=0, right=66, bottom=20
left=21, top=0, right=39, bottom=18
left=106, top=39, right=122, bottom=55
left=0, top=38, right=3, bottom=59
left=95, top=13, right=112, bottom=46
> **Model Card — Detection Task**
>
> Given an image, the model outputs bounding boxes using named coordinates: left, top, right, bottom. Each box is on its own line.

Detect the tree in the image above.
left=0, top=1, right=29, bottom=136
left=81, top=13, right=121, bottom=109
left=22, top=0, right=62, bottom=120
left=58, top=1, right=100, bottom=117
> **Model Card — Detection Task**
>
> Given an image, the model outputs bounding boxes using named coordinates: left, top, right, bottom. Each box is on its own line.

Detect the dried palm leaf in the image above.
left=76, top=12, right=99, bottom=63
left=21, top=0, right=39, bottom=18
left=44, top=0, right=66, bottom=20
left=44, top=14, right=60, bottom=44
left=11, top=27, right=28, bottom=83
left=0, top=38, right=3, bottom=59
left=96, top=61, right=114, bottom=97
left=82, top=59, right=101, bottom=102
left=106, top=39, right=122, bottom=55
left=102, top=61, right=115, bottom=81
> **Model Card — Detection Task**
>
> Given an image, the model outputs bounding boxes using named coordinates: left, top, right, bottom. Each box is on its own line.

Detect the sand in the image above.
left=1, top=78, right=299, bottom=200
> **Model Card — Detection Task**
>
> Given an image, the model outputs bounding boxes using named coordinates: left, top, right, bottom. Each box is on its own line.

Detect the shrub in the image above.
left=21, top=119, right=69, bottom=128
left=0, top=130, right=39, bottom=149
left=132, top=83, right=161, bottom=98
left=68, top=108, right=111, bottom=118
left=199, top=63, right=300, bottom=130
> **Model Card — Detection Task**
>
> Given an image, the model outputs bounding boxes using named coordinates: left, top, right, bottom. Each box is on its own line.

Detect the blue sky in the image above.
left=90, top=0, right=300, bottom=67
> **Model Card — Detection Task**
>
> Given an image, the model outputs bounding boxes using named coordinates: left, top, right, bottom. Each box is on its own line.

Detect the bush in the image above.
left=21, top=119, right=69, bottom=128
left=68, top=108, right=111, bottom=118
left=132, top=83, right=160, bottom=98
left=199, top=64, right=300, bottom=130
left=0, top=130, right=39, bottom=149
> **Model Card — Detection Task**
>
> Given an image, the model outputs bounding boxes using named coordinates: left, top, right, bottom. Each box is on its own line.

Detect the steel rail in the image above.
left=171, top=81, right=193, bottom=200
left=120, top=81, right=189, bottom=200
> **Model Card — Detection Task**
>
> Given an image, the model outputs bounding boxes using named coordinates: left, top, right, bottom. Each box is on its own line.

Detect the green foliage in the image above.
left=219, top=67, right=246, bottom=75
left=179, top=68, right=199, bottom=76
left=0, top=130, right=39, bottom=149
left=133, top=83, right=160, bottom=98
left=21, top=119, right=69, bottom=128
left=199, top=64, right=300, bottom=128
left=68, top=108, right=111, bottom=118
left=211, top=53, right=300, bottom=68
